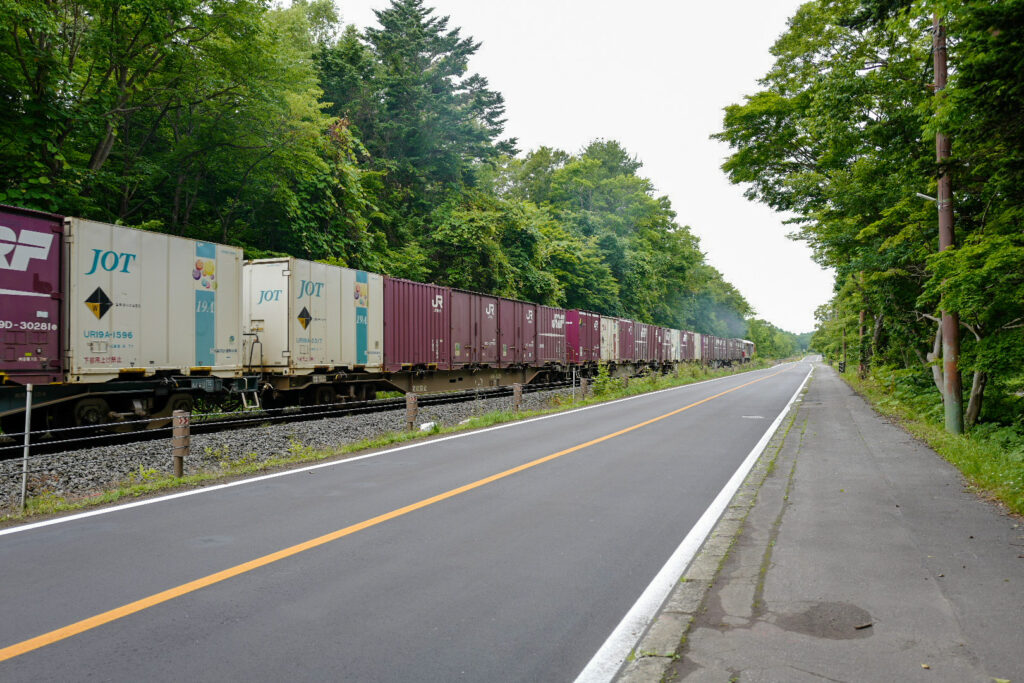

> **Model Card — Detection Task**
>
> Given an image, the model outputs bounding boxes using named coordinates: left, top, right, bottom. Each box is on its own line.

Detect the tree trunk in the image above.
left=964, top=370, right=987, bottom=428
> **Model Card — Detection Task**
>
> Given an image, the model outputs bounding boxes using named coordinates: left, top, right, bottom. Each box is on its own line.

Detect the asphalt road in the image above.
left=0, top=362, right=811, bottom=682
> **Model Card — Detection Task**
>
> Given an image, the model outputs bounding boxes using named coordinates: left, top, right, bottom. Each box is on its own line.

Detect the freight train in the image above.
left=0, top=205, right=755, bottom=432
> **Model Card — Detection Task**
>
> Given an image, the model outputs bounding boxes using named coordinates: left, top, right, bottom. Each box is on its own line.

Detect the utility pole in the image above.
left=933, top=14, right=963, bottom=434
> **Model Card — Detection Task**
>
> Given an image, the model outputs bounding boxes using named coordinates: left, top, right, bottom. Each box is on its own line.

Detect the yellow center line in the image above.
left=0, top=366, right=793, bottom=663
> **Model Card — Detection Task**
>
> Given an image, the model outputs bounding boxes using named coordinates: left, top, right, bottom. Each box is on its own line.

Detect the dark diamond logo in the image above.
left=85, top=287, right=112, bottom=320
left=297, top=306, right=312, bottom=330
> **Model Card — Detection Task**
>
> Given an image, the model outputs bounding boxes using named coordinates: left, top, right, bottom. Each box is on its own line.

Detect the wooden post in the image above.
left=171, top=410, right=190, bottom=478
left=406, top=393, right=418, bottom=431
left=513, top=383, right=522, bottom=413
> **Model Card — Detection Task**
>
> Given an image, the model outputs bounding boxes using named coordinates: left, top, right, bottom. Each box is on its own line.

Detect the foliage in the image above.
left=718, top=0, right=1024, bottom=428
left=746, top=318, right=805, bottom=358
left=1, top=0, right=756, bottom=335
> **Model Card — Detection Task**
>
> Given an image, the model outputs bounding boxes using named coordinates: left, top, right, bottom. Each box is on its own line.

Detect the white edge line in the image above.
left=573, top=363, right=814, bottom=683
left=0, top=362, right=799, bottom=537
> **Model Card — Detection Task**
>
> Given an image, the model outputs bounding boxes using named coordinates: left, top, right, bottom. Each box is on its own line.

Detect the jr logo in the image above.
left=256, top=289, right=283, bottom=304
left=484, top=303, right=495, bottom=318
left=298, top=280, right=325, bottom=298
left=85, top=249, right=137, bottom=275
left=431, top=294, right=444, bottom=312
left=0, top=226, right=54, bottom=271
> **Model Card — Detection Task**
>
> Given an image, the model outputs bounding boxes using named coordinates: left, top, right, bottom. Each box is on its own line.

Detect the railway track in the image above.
left=0, top=381, right=574, bottom=460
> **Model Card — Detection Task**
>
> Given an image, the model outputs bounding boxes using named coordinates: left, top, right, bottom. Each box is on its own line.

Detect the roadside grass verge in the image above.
left=2, top=360, right=773, bottom=523
left=841, top=367, right=1024, bottom=516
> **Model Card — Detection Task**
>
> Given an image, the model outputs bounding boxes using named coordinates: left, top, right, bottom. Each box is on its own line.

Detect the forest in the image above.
left=716, top=0, right=1024, bottom=442
left=0, top=0, right=807, bottom=346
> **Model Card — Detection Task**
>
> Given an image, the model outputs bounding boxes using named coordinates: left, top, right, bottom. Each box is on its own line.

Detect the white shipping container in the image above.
left=669, top=329, right=681, bottom=362
left=65, top=218, right=243, bottom=381
left=599, top=316, right=618, bottom=362
left=243, top=258, right=382, bottom=373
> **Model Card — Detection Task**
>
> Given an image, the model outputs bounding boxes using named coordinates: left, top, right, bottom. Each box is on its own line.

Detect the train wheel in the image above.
left=166, top=393, right=194, bottom=415
left=306, top=385, right=337, bottom=406
left=73, top=398, right=111, bottom=427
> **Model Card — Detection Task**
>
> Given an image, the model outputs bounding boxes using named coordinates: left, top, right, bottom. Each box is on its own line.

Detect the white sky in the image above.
left=339, top=0, right=834, bottom=334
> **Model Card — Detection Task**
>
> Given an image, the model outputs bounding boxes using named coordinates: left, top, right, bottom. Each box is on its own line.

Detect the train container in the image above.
left=451, top=289, right=499, bottom=366
left=599, top=316, right=619, bottom=362
left=383, top=277, right=450, bottom=371
left=536, top=305, right=567, bottom=364
left=566, top=310, right=600, bottom=364
left=497, top=298, right=536, bottom=366
left=1, top=205, right=63, bottom=385
left=636, top=322, right=660, bottom=362
left=680, top=330, right=695, bottom=361
left=66, top=217, right=243, bottom=381
left=668, top=329, right=681, bottom=362
left=617, top=319, right=636, bottom=362
left=243, top=258, right=383, bottom=374
left=656, top=326, right=673, bottom=362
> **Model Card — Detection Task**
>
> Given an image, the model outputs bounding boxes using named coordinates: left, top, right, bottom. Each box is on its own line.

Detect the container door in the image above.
left=450, top=290, right=472, bottom=366
left=498, top=298, right=515, bottom=365
left=478, top=295, right=498, bottom=365
left=521, top=303, right=536, bottom=363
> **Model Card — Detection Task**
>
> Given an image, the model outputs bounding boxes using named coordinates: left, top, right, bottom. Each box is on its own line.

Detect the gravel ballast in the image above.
left=0, top=387, right=575, bottom=513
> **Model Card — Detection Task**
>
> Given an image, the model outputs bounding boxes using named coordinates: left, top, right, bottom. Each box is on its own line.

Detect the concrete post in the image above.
left=580, top=376, right=589, bottom=398
left=171, top=410, right=190, bottom=478
left=406, top=393, right=418, bottom=431
left=512, top=383, right=522, bottom=413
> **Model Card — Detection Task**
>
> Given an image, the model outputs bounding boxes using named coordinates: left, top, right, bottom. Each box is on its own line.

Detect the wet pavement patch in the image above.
left=774, top=601, right=874, bottom=640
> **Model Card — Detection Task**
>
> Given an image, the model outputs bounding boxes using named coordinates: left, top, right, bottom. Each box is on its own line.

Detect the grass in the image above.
left=1, top=360, right=773, bottom=523
left=841, top=367, right=1024, bottom=516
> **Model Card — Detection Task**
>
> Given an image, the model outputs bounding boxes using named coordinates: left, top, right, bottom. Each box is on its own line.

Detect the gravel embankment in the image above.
left=0, top=387, right=574, bottom=513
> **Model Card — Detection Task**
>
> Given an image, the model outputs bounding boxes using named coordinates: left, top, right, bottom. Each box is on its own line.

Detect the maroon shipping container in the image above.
left=536, top=305, right=567, bottom=364
left=681, top=331, right=694, bottom=361
left=634, top=323, right=650, bottom=361
left=451, top=290, right=499, bottom=366
left=0, top=205, right=64, bottom=385
left=700, top=334, right=713, bottom=362
left=566, top=310, right=600, bottom=364
left=617, top=319, right=635, bottom=362
left=383, top=277, right=450, bottom=371
left=497, top=298, right=536, bottom=366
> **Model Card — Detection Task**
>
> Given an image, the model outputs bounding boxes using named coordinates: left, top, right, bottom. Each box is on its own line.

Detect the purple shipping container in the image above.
left=0, top=205, right=63, bottom=385
left=383, top=277, right=450, bottom=372
left=451, top=290, right=499, bottom=366
left=497, top=298, right=536, bottom=366
left=617, top=319, right=635, bottom=362
left=536, top=305, right=567, bottom=364
left=566, top=310, right=600, bottom=364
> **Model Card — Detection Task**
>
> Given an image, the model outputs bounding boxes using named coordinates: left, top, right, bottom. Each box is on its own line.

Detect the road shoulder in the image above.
left=616, top=362, right=1023, bottom=683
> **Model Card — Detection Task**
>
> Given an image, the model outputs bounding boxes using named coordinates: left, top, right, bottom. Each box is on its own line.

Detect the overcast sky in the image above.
left=339, top=0, right=833, bottom=333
